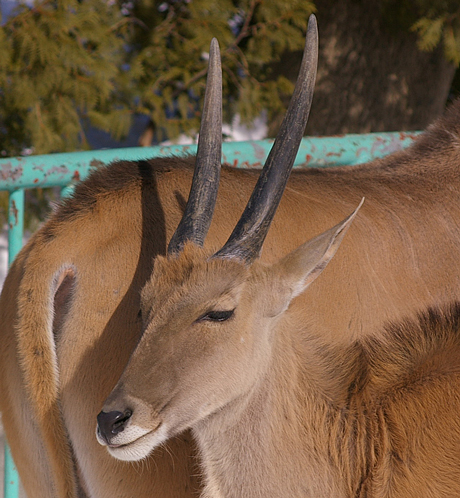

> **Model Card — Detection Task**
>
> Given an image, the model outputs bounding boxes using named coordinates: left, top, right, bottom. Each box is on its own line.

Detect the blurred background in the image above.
left=1, top=0, right=460, bottom=156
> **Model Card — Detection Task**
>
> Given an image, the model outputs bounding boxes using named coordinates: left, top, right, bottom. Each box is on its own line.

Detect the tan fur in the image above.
left=100, top=240, right=460, bottom=497
left=2, top=99, right=460, bottom=496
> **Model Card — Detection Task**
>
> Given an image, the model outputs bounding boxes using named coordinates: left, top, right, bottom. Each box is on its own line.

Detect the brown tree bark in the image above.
left=268, top=0, right=456, bottom=136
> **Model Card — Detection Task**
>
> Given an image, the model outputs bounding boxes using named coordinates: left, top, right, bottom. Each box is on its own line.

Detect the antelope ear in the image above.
left=266, top=199, right=364, bottom=317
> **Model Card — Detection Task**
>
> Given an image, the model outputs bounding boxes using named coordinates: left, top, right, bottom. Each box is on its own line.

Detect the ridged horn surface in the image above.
left=213, top=15, right=318, bottom=262
left=168, top=38, right=222, bottom=255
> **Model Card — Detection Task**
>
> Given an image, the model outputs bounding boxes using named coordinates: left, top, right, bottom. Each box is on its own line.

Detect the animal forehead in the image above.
left=143, top=244, right=249, bottom=306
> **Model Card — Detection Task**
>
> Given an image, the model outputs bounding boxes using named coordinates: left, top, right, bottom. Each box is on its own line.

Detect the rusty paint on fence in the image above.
left=8, top=200, right=19, bottom=228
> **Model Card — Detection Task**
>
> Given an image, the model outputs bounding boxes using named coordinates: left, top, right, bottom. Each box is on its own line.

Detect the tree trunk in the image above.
left=268, top=0, right=456, bottom=136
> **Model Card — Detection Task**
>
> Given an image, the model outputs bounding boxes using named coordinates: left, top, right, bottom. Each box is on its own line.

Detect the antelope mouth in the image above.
left=104, top=421, right=168, bottom=462
left=106, top=425, right=156, bottom=449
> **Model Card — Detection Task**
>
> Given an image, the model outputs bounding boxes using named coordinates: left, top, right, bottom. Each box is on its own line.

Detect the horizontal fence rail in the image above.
left=0, top=131, right=420, bottom=498
left=0, top=132, right=419, bottom=191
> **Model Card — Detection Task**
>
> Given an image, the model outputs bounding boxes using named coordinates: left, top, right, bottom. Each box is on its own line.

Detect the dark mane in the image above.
left=363, top=302, right=460, bottom=398
left=40, top=156, right=195, bottom=242
left=58, top=156, right=195, bottom=221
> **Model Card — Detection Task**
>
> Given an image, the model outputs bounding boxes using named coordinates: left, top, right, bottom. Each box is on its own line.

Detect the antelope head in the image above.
left=96, top=15, right=362, bottom=462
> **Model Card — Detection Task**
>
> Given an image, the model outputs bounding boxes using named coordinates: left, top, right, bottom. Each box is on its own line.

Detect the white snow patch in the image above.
left=223, top=112, right=268, bottom=142
left=160, top=112, right=268, bottom=146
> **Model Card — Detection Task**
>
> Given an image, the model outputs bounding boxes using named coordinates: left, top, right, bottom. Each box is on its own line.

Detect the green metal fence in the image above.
left=0, top=131, right=419, bottom=498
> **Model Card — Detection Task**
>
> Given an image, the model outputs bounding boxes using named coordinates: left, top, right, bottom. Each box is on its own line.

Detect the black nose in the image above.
left=97, top=409, right=132, bottom=444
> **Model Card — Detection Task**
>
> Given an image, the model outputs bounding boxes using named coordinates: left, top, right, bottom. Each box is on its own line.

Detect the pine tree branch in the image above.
left=232, top=0, right=259, bottom=48
left=168, top=1, right=259, bottom=101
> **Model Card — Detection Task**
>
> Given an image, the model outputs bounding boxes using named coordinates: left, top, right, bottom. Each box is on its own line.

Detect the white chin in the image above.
left=107, top=424, right=170, bottom=462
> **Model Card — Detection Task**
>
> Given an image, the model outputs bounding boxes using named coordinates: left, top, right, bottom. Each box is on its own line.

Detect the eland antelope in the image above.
left=1, top=14, right=460, bottom=498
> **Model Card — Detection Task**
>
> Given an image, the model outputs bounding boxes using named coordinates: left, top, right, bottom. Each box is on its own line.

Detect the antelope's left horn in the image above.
left=214, top=14, right=318, bottom=262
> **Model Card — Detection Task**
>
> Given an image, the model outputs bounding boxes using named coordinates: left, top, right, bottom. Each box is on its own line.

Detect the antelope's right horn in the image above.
left=168, top=38, right=223, bottom=255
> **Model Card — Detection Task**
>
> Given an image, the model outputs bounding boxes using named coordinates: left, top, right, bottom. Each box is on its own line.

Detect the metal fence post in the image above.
left=4, top=188, right=24, bottom=498
left=3, top=445, right=18, bottom=498
left=8, top=189, right=24, bottom=263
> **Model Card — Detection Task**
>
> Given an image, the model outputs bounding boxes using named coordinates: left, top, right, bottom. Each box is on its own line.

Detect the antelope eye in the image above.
left=198, top=309, right=235, bottom=322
